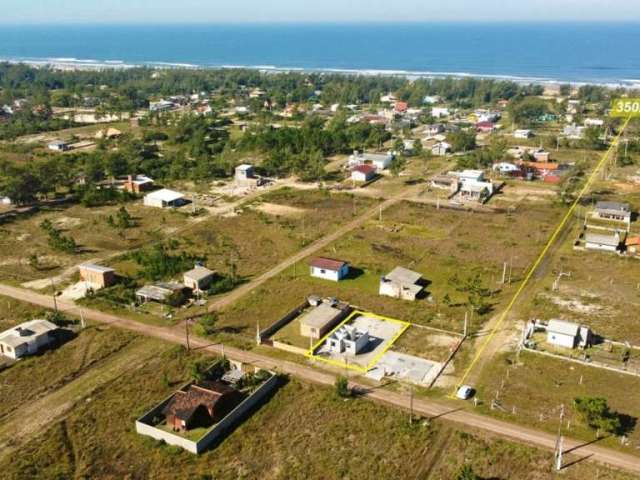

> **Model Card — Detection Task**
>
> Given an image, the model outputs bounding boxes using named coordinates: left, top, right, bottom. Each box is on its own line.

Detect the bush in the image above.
left=335, top=376, right=351, bottom=398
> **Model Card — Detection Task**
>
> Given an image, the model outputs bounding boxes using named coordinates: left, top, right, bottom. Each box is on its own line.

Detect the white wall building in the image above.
left=0, top=320, right=58, bottom=360
left=379, top=267, right=424, bottom=301
left=546, top=320, right=592, bottom=349
left=143, top=189, right=185, bottom=208
left=309, top=257, right=349, bottom=282
left=327, top=325, right=369, bottom=355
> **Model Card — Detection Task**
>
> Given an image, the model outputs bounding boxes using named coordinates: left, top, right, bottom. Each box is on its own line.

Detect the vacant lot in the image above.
left=0, top=202, right=194, bottom=284
left=215, top=199, right=566, bottom=341
left=477, top=350, right=640, bottom=456
left=0, top=294, right=46, bottom=330
left=0, top=346, right=634, bottom=479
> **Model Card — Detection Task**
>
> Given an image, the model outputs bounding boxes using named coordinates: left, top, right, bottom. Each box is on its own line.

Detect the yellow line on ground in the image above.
left=450, top=115, right=633, bottom=397
left=305, top=309, right=411, bottom=373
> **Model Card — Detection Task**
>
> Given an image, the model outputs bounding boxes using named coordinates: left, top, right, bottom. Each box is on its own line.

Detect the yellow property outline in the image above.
left=305, top=309, right=410, bottom=373
left=451, top=115, right=633, bottom=397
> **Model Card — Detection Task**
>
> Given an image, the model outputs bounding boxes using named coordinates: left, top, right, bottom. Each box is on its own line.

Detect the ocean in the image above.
left=0, top=22, right=639, bottom=86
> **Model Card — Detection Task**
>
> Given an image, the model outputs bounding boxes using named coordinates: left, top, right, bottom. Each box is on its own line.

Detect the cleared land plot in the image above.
left=0, top=202, right=194, bottom=284
left=477, top=350, right=640, bottom=456
left=212, top=200, right=565, bottom=345
left=0, top=352, right=635, bottom=480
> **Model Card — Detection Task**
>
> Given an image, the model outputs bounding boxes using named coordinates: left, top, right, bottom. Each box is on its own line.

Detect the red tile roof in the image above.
left=310, top=257, right=348, bottom=271
left=353, top=164, right=376, bottom=175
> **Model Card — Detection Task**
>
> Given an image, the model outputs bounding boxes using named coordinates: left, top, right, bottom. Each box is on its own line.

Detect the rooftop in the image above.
left=144, top=188, right=184, bottom=202
left=79, top=263, right=115, bottom=274
left=384, top=266, right=422, bottom=286
left=300, top=302, right=343, bottom=329
left=310, top=257, right=348, bottom=271
left=547, top=319, right=580, bottom=337
left=184, top=266, right=215, bottom=282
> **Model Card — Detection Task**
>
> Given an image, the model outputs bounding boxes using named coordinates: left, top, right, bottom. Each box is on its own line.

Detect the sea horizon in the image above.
left=1, top=22, right=639, bottom=87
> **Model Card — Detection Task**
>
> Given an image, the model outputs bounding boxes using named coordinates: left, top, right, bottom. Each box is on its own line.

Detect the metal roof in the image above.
left=547, top=319, right=580, bottom=337
left=144, top=188, right=184, bottom=203
left=585, top=233, right=620, bottom=247
left=184, top=266, right=215, bottom=282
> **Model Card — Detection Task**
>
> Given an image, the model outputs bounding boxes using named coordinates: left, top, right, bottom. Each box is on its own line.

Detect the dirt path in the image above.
left=0, top=337, right=163, bottom=459
left=1, top=283, right=639, bottom=475
left=206, top=188, right=413, bottom=312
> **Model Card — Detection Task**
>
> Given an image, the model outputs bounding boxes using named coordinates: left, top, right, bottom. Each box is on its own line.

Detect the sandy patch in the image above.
left=54, top=216, right=83, bottom=229
left=255, top=202, right=306, bottom=217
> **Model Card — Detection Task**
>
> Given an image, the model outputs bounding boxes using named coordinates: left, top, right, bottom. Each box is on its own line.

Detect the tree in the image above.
left=335, top=375, right=351, bottom=398
left=389, top=155, right=407, bottom=177
left=508, top=97, right=549, bottom=126
left=574, top=396, right=621, bottom=437
left=449, top=130, right=477, bottom=153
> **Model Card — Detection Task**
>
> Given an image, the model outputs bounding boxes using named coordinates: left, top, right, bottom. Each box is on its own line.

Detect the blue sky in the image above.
left=1, top=0, right=639, bottom=23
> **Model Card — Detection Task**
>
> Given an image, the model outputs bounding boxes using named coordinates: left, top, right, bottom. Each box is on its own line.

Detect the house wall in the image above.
left=585, top=242, right=618, bottom=252
left=546, top=331, right=576, bottom=349
left=310, top=266, right=346, bottom=282
left=379, top=280, right=400, bottom=299
left=136, top=375, right=279, bottom=455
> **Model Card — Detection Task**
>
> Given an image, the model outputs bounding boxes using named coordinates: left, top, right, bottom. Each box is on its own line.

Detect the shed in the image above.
left=143, top=189, right=185, bottom=208
left=585, top=232, right=621, bottom=252
left=299, top=302, right=344, bottom=339
left=546, top=320, right=591, bottom=349
left=351, top=164, right=376, bottom=182
left=183, top=266, right=216, bottom=293
left=79, top=263, right=116, bottom=290
left=309, top=257, right=349, bottom=282
left=379, top=266, right=424, bottom=301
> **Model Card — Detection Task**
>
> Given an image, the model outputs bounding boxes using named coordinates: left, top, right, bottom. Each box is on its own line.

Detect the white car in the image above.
left=456, top=385, right=475, bottom=400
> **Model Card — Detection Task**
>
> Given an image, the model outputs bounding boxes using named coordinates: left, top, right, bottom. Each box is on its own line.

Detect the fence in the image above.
left=136, top=374, right=279, bottom=454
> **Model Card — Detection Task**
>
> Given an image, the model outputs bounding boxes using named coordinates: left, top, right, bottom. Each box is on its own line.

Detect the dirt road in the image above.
left=1, top=283, right=639, bottom=475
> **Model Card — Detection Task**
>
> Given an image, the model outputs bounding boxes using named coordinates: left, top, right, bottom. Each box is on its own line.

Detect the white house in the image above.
left=431, top=142, right=451, bottom=156
left=235, top=164, right=256, bottom=182
left=594, top=201, right=631, bottom=225
left=351, top=164, right=377, bottom=182
left=584, top=118, right=604, bottom=127
left=0, top=320, right=58, bottom=360
left=309, top=257, right=349, bottom=282
left=183, top=266, right=216, bottom=293
left=423, top=123, right=445, bottom=137
left=48, top=140, right=69, bottom=152
left=585, top=232, right=621, bottom=252
left=513, top=129, right=533, bottom=139
left=546, top=320, right=592, bottom=349
left=493, top=162, right=520, bottom=174
left=348, top=151, right=394, bottom=170
left=379, top=267, right=424, bottom=301
left=327, top=325, right=369, bottom=355
left=423, top=95, right=441, bottom=105
left=431, top=107, right=450, bottom=118
left=143, top=189, right=185, bottom=209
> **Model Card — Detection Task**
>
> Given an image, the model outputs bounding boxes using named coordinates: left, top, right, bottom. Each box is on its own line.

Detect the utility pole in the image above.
left=554, top=404, right=565, bottom=471
left=185, top=318, right=191, bottom=351
left=50, top=278, right=58, bottom=313
left=409, top=384, right=414, bottom=425
left=463, top=311, right=469, bottom=337
left=501, top=261, right=507, bottom=284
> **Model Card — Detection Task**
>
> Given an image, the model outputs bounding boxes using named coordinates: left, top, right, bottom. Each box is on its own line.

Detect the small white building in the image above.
left=0, top=320, right=58, bottom=360
left=351, top=164, right=377, bottom=182
left=594, top=201, right=631, bottom=225
left=431, top=142, right=451, bottom=156
left=48, top=140, right=69, bottom=152
left=299, top=302, right=344, bottom=340
left=513, top=129, right=533, bottom=139
left=546, top=319, right=592, bottom=349
left=309, top=257, right=349, bottom=282
left=584, top=118, right=604, bottom=127
left=379, top=267, right=424, bottom=301
left=431, top=107, right=450, bottom=118
left=143, top=189, right=185, bottom=208
left=585, top=232, right=621, bottom=253
left=327, top=325, right=369, bottom=355
left=183, top=266, right=216, bottom=293
left=348, top=151, right=394, bottom=170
